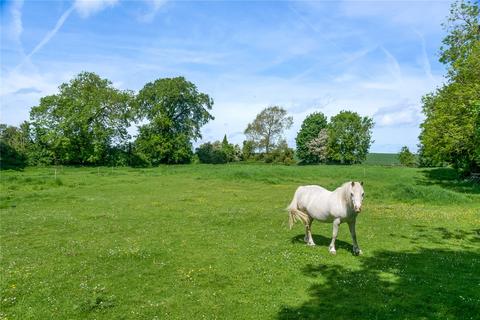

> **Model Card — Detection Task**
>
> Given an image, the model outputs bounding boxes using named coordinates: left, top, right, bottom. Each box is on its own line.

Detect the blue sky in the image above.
left=1, top=0, right=453, bottom=152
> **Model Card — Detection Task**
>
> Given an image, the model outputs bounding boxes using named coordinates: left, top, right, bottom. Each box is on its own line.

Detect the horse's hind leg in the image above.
left=304, top=216, right=315, bottom=246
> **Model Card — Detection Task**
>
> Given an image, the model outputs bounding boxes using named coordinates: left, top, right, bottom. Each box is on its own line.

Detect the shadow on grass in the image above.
left=417, top=167, right=480, bottom=195
left=278, top=246, right=480, bottom=320
left=400, top=225, right=480, bottom=247
left=291, top=234, right=353, bottom=254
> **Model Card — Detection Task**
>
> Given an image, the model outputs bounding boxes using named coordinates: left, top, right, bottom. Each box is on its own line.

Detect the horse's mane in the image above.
left=336, top=182, right=352, bottom=194
left=334, top=182, right=354, bottom=207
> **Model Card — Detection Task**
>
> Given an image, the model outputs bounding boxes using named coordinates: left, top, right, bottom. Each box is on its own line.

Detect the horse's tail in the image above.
left=287, top=188, right=310, bottom=229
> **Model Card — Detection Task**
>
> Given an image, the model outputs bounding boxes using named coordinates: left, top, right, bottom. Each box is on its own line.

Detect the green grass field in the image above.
left=1, top=164, right=479, bottom=319
left=364, top=153, right=401, bottom=166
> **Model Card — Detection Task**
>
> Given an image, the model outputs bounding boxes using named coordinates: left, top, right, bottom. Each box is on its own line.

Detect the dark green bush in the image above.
left=196, top=142, right=228, bottom=164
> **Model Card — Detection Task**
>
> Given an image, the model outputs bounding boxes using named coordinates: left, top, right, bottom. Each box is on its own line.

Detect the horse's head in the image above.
left=349, top=181, right=364, bottom=213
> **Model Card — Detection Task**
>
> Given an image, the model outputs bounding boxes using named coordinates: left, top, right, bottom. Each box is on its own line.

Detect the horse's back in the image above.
left=296, top=185, right=333, bottom=220
left=297, top=185, right=329, bottom=194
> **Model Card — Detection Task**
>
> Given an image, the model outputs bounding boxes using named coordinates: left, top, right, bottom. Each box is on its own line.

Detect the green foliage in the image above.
left=134, top=127, right=193, bottom=165
left=241, top=140, right=255, bottom=161
left=1, top=165, right=478, bottom=319
left=244, top=106, right=293, bottom=154
left=0, top=123, right=30, bottom=169
left=295, top=112, right=328, bottom=164
left=135, top=77, right=214, bottom=165
left=305, top=128, right=329, bottom=164
left=195, top=141, right=228, bottom=164
left=417, top=144, right=443, bottom=168
left=29, top=72, right=134, bottom=165
left=419, top=0, right=480, bottom=175
left=439, top=0, right=480, bottom=73
left=196, top=136, right=239, bottom=164
left=327, top=111, right=374, bottom=164
left=0, top=141, right=27, bottom=169
left=398, top=146, right=417, bottom=167
left=264, top=139, right=296, bottom=165
left=221, top=135, right=239, bottom=162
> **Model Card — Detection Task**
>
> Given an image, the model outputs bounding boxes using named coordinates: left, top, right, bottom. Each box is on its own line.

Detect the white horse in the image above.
left=288, top=181, right=365, bottom=255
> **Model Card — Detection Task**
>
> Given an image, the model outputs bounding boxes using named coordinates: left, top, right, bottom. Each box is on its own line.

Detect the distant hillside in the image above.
left=364, top=153, right=400, bottom=166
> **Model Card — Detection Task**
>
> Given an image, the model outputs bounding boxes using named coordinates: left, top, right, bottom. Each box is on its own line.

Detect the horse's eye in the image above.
left=362, top=193, right=364, bottom=197
left=351, top=193, right=354, bottom=197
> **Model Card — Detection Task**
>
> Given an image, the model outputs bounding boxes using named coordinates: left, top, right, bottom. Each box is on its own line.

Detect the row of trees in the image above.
left=1, top=88, right=374, bottom=168
left=295, top=111, right=374, bottom=164
left=1, top=1, right=476, bottom=174
left=1, top=74, right=214, bottom=168
left=194, top=106, right=374, bottom=165
left=1, top=70, right=375, bottom=168
left=418, top=0, right=479, bottom=176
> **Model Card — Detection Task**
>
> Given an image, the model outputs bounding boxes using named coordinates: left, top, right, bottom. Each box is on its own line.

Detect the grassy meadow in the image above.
left=1, top=163, right=479, bottom=319
left=364, top=153, right=401, bottom=166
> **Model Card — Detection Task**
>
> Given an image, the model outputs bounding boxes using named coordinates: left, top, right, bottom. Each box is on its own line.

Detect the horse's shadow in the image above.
left=291, top=234, right=353, bottom=253
left=277, top=247, right=480, bottom=319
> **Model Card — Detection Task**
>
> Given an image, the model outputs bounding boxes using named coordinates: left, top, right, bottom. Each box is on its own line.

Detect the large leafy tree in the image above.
left=327, top=111, right=374, bottom=164
left=134, top=77, right=214, bottom=165
left=244, top=106, right=293, bottom=154
left=30, top=72, right=134, bottom=165
left=419, top=0, right=480, bottom=175
left=295, top=112, right=328, bottom=163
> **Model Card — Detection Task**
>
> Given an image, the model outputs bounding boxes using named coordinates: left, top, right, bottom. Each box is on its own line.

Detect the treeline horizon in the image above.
left=0, top=71, right=376, bottom=168
left=1, top=1, right=478, bottom=176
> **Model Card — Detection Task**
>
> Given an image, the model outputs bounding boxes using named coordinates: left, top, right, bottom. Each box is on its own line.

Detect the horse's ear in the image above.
left=351, top=181, right=355, bottom=187
left=360, top=181, right=364, bottom=186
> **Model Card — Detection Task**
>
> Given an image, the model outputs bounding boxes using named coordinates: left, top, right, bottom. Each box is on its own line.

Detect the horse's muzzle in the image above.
left=355, top=207, right=362, bottom=213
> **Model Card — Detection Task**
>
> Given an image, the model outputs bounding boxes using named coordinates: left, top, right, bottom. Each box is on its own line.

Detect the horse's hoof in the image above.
left=307, top=242, right=315, bottom=246
left=329, top=249, right=336, bottom=255
left=353, top=249, right=363, bottom=256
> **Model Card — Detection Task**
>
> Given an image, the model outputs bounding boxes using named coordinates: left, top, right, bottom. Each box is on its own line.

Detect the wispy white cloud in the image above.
left=9, top=0, right=24, bottom=45
left=24, top=6, right=75, bottom=62
left=141, top=47, right=229, bottom=66
left=339, top=1, right=450, bottom=34
left=74, top=0, right=119, bottom=18
left=138, top=0, right=168, bottom=23
left=0, top=70, right=59, bottom=97
left=15, top=0, right=119, bottom=68
left=0, top=70, right=63, bottom=124
left=415, top=31, right=434, bottom=82
left=373, top=101, right=423, bottom=127
left=380, top=46, right=403, bottom=83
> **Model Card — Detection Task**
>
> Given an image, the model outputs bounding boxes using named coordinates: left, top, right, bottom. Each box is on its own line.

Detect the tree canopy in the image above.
left=29, top=72, right=134, bottom=165
left=244, top=106, right=293, bottom=154
left=295, top=112, right=328, bottom=164
left=134, top=77, right=214, bottom=165
left=327, top=111, right=374, bottom=164
left=419, top=0, right=480, bottom=175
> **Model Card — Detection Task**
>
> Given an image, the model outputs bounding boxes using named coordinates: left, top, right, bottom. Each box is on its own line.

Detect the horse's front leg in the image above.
left=348, top=220, right=362, bottom=256
left=329, top=218, right=341, bottom=254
